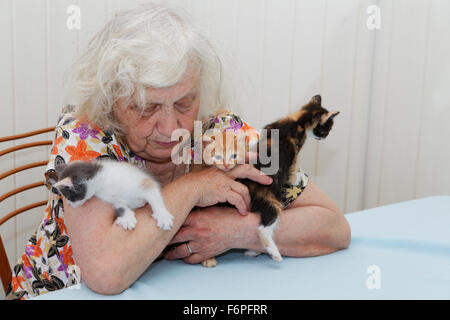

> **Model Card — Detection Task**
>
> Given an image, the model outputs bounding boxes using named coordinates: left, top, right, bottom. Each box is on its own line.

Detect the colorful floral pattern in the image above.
left=202, top=111, right=260, bottom=144
left=5, top=106, right=145, bottom=300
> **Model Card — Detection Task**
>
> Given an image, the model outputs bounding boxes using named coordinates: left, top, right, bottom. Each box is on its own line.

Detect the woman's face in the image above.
left=114, top=66, right=201, bottom=163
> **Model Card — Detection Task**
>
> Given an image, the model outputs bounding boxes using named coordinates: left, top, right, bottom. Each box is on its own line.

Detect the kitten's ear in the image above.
left=245, top=151, right=258, bottom=164
left=51, top=177, right=73, bottom=195
left=310, top=95, right=322, bottom=105
left=236, top=133, right=247, bottom=145
left=54, top=161, right=67, bottom=173
left=321, top=111, right=340, bottom=123
left=202, top=129, right=222, bottom=144
left=202, top=133, right=215, bottom=144
left=52, top=177, right=73, bottom=189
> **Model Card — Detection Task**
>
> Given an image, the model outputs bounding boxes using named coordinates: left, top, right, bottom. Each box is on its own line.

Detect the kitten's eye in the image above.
left=229, top=154, right=237, bottom=160
left=214, top=155, right=223, bottom=161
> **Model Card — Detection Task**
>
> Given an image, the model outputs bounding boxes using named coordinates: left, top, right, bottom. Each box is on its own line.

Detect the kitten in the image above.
left=190, top=131, right=248, bottom=173
left=200, top=95, right=339, bottom=266
left=51, top=160, right=174, bottom=231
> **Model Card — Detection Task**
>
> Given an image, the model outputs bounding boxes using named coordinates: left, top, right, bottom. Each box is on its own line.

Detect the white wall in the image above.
left=1, top=0, right=449, bottom=298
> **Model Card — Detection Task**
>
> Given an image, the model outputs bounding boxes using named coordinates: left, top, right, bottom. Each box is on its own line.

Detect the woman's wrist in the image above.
left=166, top=172, right=201, bottom=210
left=233, top=211, right=262, bottom=251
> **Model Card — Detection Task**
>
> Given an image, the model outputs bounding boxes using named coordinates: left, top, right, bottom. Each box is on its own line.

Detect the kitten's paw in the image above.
left=153, top=210, right=174, bottom=230
left=202, top=258, right=218, bottom=268
left=244, top=250, right=261, bottom=257
left=271, top=253, right=283, bottom=262
left=115, top=211, right=137, bottom=230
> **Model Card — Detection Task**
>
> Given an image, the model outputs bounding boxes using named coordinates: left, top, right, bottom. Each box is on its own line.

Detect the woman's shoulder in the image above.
left=45, top=106, right=145, bottom=188
left=54, top=105, right=111, bottom=144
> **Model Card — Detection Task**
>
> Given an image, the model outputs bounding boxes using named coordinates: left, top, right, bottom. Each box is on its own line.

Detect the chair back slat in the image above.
left=0, top=127, right=55, bottom=143
left=0, top=126, right=54, bottom=294
left=0, top=161, right=49, bottom=180
left=0, top=141, right=53, bottom=157
left=0, top=201, right=48, bottom=227
left=0, top=182, right=45, bottom=204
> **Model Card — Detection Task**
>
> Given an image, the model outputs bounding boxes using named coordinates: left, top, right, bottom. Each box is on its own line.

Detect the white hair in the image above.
left=64, top=2, right=237, bottom=134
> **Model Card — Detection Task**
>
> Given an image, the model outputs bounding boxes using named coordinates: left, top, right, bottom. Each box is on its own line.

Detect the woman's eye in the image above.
left=175, top=103, right=192, bottom=112
left=175, top=96, right=195, bottom=112
left=145, top=104, right=160, bottom=112
left=141, top=104, right=161, bottom=116
left=175, top=104, right=190, bottom=112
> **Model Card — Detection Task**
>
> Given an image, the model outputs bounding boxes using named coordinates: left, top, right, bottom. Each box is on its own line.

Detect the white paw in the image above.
left=153, top=210, right=174, bottom=230
left=271, top=253, right=283, bottom=262
left=244, top=250, right=261, bottom=257
left=115, top=211, right=137, bottom=230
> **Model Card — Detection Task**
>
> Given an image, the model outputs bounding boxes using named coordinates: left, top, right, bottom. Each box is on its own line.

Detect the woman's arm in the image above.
left=165, top=180, right=351, bottom=263
left=64, top=164, right=272, bottom=295
left=64, top=173, right=197, bottom=295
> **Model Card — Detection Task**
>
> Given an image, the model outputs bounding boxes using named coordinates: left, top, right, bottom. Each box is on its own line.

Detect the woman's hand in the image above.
left=187, top=164, right=272, bottom=215
left=164, top=206, right=258, bottom=264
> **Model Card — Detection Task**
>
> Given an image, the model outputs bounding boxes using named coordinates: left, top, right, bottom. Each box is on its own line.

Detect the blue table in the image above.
left=35, top=196, right=450, bottom=300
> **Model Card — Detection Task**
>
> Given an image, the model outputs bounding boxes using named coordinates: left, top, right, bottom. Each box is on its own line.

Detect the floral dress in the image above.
left=5, top=106, right=145, bottom=300
left=5, top=107, right=308, bottom=300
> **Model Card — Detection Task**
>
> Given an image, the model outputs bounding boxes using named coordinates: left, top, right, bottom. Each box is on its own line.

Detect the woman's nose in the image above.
left=156, top=107, right=180, bottom=137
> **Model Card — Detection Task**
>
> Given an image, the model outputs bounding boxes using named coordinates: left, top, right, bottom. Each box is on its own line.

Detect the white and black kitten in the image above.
left=52, top=160, right=174, bottom=231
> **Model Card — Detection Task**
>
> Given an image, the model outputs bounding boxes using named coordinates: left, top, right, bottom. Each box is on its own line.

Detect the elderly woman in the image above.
left=6, top=3, right=350, bottom=300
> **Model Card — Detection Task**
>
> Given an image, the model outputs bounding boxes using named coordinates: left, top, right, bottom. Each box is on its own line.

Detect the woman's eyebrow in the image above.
left=144, top=88, right=197, bottom=105
left=176, top=89, right=197, bottom=101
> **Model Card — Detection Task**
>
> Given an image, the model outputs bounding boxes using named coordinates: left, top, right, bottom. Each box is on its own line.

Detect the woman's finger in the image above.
left=228, top=164, right=272, bottom=185
left=183, top=253, right=205, bottom=265
left=230, top=180, right=251, bottom=210
left=168, top=226, right=196, bottom=245
left=164, top=241, right=197, bottom=260
left=223, top=189, right=248, bottom=215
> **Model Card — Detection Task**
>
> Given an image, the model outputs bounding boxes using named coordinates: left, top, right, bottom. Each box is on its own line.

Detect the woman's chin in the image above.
left=142, top=147, right=175, bottom=163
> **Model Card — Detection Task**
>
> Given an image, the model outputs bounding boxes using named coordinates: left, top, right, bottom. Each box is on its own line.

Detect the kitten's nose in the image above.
left=224, top=164, right=229, bottom=169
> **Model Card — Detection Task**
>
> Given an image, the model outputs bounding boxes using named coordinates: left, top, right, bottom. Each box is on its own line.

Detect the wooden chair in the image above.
left=0, top=127, right=55, bottom=293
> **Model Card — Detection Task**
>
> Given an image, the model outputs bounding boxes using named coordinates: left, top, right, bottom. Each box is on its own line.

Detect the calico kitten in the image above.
left=52, top=160, right=174, bottom=231
left=200, top=95, right=339, bottom=265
